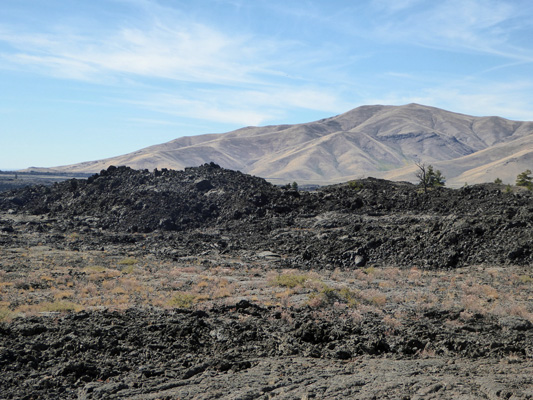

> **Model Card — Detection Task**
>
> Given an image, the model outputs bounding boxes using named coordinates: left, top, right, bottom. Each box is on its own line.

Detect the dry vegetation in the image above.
left=1, top=245, right=532, bottom=325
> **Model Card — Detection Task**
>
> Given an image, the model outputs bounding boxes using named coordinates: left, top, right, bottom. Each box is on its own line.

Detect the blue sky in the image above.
left=1, top=0, right=533, bottom=169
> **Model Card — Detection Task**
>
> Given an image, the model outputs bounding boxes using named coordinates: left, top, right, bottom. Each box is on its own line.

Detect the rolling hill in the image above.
left=28, top=103, right=533, bottom=186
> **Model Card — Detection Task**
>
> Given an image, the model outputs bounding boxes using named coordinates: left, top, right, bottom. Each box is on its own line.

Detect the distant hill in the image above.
left=25, top=103, right=533, bottom=186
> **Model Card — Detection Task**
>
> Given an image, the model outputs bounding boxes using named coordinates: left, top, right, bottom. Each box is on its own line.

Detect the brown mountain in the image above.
left=31, top=103, right=533, bottom=186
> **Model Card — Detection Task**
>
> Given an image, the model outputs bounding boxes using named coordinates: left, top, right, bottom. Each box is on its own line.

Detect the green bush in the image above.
left=168, top=292, right=197, bottom=308
left=415, top=163, right=445, bottom=193
left=118, top=257, right=138, bottom=266
left=348, top=181, right=363, bottom=190
left=272, top=273, right=309, bottom=288
left=516, top=170, right=533, bottom=189
left=308, top=285, right=360, bottom=308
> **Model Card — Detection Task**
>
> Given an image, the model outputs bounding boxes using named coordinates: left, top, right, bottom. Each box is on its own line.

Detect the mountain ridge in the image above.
left=26, top=103, right=533, bottom=186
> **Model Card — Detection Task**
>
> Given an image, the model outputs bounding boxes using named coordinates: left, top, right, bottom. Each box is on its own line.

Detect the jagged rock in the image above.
left=0, top=307, right=531, bottom=399
left=1, top=164, right=533, bottom=268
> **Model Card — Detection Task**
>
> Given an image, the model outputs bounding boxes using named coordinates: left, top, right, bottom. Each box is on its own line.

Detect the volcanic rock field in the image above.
left=1, top=163, right=532, bottom=399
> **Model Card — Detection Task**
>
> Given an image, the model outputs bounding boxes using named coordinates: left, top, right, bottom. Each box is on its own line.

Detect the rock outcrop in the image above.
left=2, top=163, right=533, bottom=268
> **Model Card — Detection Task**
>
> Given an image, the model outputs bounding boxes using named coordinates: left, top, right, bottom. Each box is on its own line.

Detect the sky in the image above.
left=1, top=0, right=533, bottom=169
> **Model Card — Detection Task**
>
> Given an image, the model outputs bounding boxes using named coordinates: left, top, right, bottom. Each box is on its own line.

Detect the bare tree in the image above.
left=415, top=162, right=445, bottom=193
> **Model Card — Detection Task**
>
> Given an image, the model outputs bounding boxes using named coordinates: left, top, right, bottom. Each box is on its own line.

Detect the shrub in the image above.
left=168, top=292, right=197, bottom=308
left=41, top=301, right=83, bottom=313
left=0, top=307, right=13, bottom=322
left=516, top=170, right=533, bottom=189
left=348, top=181, right=363, bottom=190
left=415, top=162, right=445, bottom=193
left=308, top=285, right=360, bottom=308
left=118, top=257, right=138, bottom=266
left=271, top=273, right=309, bottom=288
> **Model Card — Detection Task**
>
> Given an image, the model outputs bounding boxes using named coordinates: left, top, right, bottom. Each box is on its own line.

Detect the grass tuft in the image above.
left=168, top=292, right=197, bottom=308
left=271, top=273, right=310, bottom=288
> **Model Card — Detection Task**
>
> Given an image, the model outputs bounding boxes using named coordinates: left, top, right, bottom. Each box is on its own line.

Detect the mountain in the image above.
left=29, top=103, right=533, bottom=186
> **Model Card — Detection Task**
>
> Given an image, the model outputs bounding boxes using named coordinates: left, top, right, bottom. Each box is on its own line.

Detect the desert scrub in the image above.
left=271, top=273, right=310, bottom=288
left=348, top=180, right=363, bottom=190
left=16, top=301, right=83, bottom=315
left=0, top=307, right=13, bottom=322
left=85, top=266, right=121, bottom=281
left=168, top=292, right=197, bottom=308
left=308, top=285, right=360, bottom=308
left=120, top=264, right=135, bottom=274
left=52, top=289, right=75, bottom=300
left=41, top=300, right=83, bottom=312
left=118, top=257, right=138, bottom=266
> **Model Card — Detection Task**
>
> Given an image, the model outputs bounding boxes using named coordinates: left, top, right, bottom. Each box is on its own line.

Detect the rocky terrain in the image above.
left=1, top=164, right=532, bottom=399
left=4, top=163, right=533, bottom=268
left=0, top=171, right=91, bottom=193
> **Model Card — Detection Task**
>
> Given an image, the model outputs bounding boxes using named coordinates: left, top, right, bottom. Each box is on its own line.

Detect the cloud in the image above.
left=125, top=83, right=351, bottom=127
left=370, top=0, right=532, bottom=61
left=127, top=93, right=276, bottom=127
left=366, top=79, right=533, bottom=121
left=371, top=0, right=425, bottom=13
left=0, top=22, right=262, bottom=85
left=0, top=3, right=355, bottom=126
left=1, top=0, right=531, bottom=128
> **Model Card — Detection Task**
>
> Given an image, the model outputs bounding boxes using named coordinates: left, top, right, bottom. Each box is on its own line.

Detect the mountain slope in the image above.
left=31, top=103, right=533, bottom=185
left=379, top=134, right=533, bottom=186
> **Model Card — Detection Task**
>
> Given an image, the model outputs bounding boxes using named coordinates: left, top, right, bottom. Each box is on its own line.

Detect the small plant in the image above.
left=338, top=287, right=359, bottom=307
left=41, top=301, right=83, bottom=313
left=168, top=292, right=197, bottom=308
left=53, top=290, right=75, bottom=300
left=516, top=170, right=533, bottom=190
left=504, top=184, right=513, bottom=194
left=0, top=307, right=13, bottom=322
left=308, top=286, right=338, bottom=307
left=271, top=273, right=309, bottom=288
left=308, top=285, right=360, bottom=308
left=348, top=180, right=363, bottom=190
left=84, top=265, right=107, bottom=273
left=494, top=177, right=503, bottom=184
left=121, top=264, right=135, bottom=274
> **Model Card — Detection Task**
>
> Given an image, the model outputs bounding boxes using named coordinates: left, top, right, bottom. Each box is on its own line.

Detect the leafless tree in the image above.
left=415, top=162, right=445, bottom=193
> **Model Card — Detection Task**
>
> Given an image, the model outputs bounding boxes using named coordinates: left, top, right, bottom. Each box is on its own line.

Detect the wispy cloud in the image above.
left=0, top=23, right=262, bottom=85
left=0, top=1, right=352, bottom=128
left=369, top=0, right=532, bottom=61
left=367, top=79, right=533, bottom=121
left=125, top=83, right=351, bottom=127
left=1, top=0, right=532, bottom=129
left=371, top=0, right=425, bottom=14
left=126, top=91, right=277, bottom=127
left=126, top=117, right=181, bottom=126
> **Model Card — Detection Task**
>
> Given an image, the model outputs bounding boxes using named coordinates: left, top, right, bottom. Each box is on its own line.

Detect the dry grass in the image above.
left=0, top=245, right=532, bottom=324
